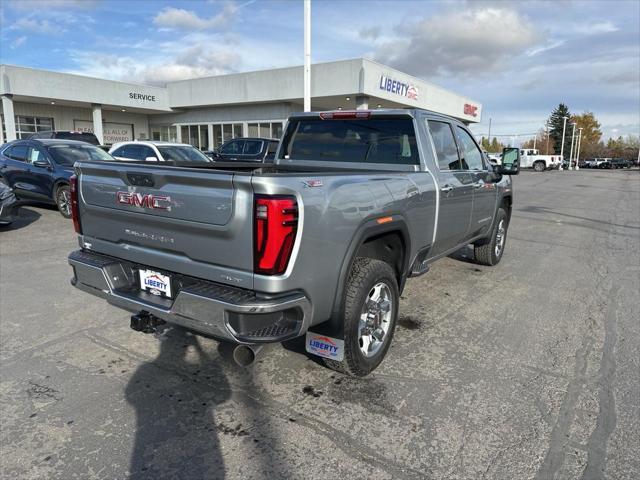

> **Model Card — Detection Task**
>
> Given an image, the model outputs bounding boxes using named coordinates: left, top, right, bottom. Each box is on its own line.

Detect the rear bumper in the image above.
left=68, top=250, right=312, bottom=344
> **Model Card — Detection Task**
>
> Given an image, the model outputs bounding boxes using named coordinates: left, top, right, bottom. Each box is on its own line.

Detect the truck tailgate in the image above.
left=76, top=162, right=255, bottom=288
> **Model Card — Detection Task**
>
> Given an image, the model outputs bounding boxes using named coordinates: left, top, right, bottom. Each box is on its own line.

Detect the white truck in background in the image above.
left=519, top=149, right=562, bottom=172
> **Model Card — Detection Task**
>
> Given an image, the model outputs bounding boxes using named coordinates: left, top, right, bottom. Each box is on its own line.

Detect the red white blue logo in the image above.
left=306, top=333, right=344, bottom=360
left=379, top=74, right=419, bottom=101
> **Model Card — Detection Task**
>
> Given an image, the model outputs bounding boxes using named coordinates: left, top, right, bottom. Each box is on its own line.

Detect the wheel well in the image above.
left=53, top=180, right=69, bottom=197
left=355, top=231, right=405, bottom=286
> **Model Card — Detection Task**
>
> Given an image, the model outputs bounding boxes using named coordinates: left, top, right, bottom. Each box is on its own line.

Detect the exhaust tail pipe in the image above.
left=232, top=344, right=264, bottom=367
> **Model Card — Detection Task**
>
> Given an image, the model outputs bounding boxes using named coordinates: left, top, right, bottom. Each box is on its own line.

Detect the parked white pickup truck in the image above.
left=519, top=149, right=562, bottom=172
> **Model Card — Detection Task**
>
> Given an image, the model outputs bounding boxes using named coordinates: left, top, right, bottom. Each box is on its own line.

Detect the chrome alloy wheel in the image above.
left=358, top=282, right=393, bottom=358
left=495, top=219, right=506, bottom=257
left=58, top=188, right=71, bottom=217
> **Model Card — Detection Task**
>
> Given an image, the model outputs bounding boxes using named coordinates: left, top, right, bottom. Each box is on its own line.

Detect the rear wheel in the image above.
left=323, top=257, right=399, bottom=377
left=533, top=161, right=545, bottom=172
left=56, top=185, right=71, bottom=218
left=474, top=208, right=508, bottom=266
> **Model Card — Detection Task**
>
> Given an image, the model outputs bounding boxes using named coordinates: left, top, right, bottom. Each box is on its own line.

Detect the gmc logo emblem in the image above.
left=116, top=191, right=171, bottom=211
left=464, top=103, right=478, bottom=117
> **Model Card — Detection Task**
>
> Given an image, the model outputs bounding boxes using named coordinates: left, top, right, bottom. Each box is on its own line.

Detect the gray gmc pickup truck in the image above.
left=68, top=109, right=520, bottom=376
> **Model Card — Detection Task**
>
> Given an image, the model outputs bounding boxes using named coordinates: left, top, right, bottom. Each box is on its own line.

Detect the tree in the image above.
left=521, top=128, right=555, bottom=154
left=571, top=111, right=603, bottom=159
left=480, top=136, right=505, bottom=152
left=548, top=103, right=572, bottom=158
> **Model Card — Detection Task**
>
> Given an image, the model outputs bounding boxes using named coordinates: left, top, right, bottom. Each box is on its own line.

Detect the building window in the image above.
left=1, top=115, right=55, bottom=140
left=150, top=125, right=177, bottom=143
left=248, top=121, right=284, bottom=139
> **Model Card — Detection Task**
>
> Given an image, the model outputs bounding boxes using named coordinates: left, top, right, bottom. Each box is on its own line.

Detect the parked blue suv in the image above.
left=0, top=139, right=114, bottom=218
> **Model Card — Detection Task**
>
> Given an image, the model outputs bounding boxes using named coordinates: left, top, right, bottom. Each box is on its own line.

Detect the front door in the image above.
left=455, top=126, right=498, bottom=238
left=26, top=145, right=55, bottom=200
left=426, top=119, right=474, bottom=257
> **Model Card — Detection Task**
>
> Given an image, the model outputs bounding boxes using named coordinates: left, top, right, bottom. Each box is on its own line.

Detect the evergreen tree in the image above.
left=548, top=103, right=572, bottom=158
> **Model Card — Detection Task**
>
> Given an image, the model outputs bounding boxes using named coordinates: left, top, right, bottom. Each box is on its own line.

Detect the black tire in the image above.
left=533, top=161, right=545, bottom=172
left=474, top=208, right=509, bottom=266
left=323, top=257, right=399, bottom=377
left=55, top=184, right=71, bottom=218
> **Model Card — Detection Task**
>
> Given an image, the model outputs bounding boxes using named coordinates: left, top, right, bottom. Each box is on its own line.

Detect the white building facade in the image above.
left=1, top=59, right=482, bottom=149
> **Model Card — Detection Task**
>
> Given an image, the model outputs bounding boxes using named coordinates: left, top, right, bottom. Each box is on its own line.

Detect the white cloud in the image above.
left=573, top=21, right=618, bottom=35
left=11, top=17, right=62, bottom=34
left=372, top=7, right=541, bottom=78
left=153, top=2, right=238, bottom=31
left=10, top=35, right=27, bottom=49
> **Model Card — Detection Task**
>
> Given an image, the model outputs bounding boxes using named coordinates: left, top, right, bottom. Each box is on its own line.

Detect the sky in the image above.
left=1, top=0, right=638, bottom=142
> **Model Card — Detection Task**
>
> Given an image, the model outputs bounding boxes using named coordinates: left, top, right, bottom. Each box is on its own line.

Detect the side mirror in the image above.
left=145, top=156, right=158, bottom=162
left=32, top=159, right=50, bottom=169
left=497, top=147, right=520, bottom=175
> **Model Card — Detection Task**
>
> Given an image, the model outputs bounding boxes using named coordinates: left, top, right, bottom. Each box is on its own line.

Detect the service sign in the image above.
left=74, top=120, right=133, bottom=144
left=379, top=74, right=419, bottom=101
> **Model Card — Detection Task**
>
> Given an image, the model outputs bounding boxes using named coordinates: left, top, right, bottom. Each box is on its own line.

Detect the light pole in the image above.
left=559, top=116, right=568, bottom=171
left=303, top=0, right=311, bottom=112
left=575, top=128, right=583, bottom=170
left=567, top=122, right=577, bottom=170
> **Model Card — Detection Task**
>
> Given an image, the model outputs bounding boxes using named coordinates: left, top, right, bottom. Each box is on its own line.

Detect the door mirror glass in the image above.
left=498, top=148, right=520, bottom=175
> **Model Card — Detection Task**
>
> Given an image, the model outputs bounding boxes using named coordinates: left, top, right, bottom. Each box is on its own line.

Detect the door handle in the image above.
left=473, top=181, right=484, bottom=189
left=440, top=185, right=453, bottom=193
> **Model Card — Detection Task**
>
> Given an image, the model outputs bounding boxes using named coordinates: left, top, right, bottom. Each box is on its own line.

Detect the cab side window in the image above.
left=220, top=140, right=243, bottom=155
left=456, top=127, right=484, bottom=170
left=111, top=146, right=126, bottom=158
left=428, top=120, right=461, bottom=170
left=139, top=145, right=157, bottom=160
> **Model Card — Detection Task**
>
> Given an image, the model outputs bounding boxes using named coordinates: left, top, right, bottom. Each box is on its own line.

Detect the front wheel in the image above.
left=56, top=185, right=71, bottom=218
left=474, top=208, right=509, bottom=266
left=323, top=257, right=399, bottom=377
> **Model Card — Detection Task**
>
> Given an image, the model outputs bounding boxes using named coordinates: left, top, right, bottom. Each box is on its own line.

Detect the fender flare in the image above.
left=325, top=215, right=412, bottom=334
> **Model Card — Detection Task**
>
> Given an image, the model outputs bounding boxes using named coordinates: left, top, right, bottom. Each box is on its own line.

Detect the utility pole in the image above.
left=559, top=116, right=568, bottom=171
left=545, top=123, right=551, bottom=155
left=568, top=122, right=577, bottom=170
left=533, top=134, right=537, bottom=150
left=488, top=117, right=492, bottom=144
left=303, top=0, right=311, bottom=112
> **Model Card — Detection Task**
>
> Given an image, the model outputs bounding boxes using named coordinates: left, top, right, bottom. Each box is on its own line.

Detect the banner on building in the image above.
left=74, top=120, right=133, bottom=144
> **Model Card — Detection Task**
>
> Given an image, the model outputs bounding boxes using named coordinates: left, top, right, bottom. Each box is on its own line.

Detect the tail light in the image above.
left=254, top=195, right=298, bottom=275
left=70, top=174, right=82, bottom=234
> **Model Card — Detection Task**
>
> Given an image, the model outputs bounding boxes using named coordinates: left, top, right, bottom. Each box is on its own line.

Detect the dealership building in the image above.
left=0, top=58, right=482, bottom=149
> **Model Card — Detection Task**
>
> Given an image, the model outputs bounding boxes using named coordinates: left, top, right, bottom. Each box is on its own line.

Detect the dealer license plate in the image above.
left=139, top=269, right=172, bottom=298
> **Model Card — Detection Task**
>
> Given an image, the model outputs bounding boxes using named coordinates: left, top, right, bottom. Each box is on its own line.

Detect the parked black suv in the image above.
left=0, top=139, right=114, bottom=217
left=207, top=137, right=279, bottom=162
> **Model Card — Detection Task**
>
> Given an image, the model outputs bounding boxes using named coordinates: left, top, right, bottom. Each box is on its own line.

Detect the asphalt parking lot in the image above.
left=1, top=169, right=638, bottom=480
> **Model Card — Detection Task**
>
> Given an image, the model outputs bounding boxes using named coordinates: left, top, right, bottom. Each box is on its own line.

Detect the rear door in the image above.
left=1, top=143, right=35, bottom=197
left=77, top=161, right=256, bottom=288
left=218, top=139, right=244, bottom=161
left=455, top=126, right=497, bottom=238
left=426, top=119, right=473, bottom=257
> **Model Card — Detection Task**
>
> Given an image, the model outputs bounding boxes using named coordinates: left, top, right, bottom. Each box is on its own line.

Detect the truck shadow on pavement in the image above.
left=125, top=327, right=232, bottom=479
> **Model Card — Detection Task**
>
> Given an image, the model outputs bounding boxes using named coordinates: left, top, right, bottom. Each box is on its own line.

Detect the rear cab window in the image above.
left=278, top=116, right=419, bottom=165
